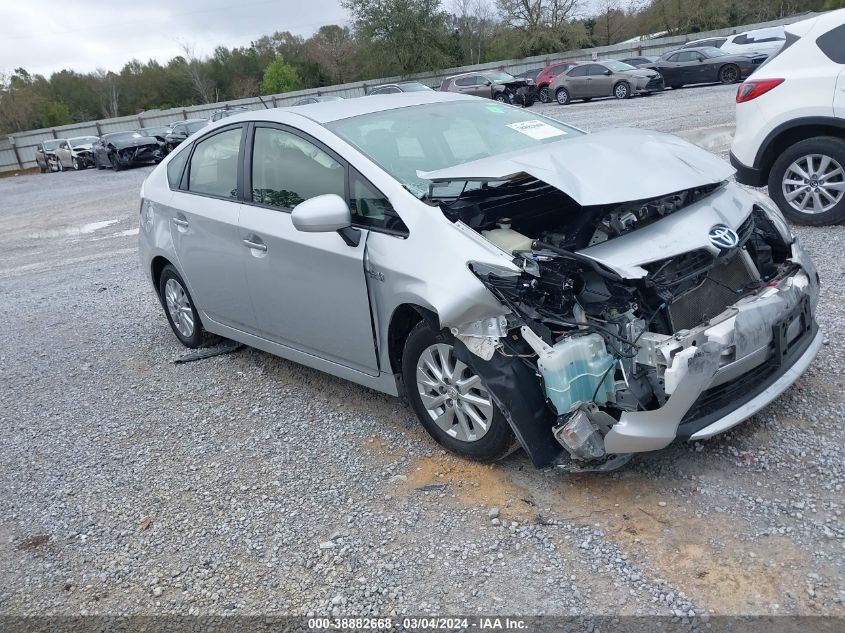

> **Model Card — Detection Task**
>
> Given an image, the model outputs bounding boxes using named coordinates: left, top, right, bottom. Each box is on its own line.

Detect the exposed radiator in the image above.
left=668, top=254, right=755, bottom=331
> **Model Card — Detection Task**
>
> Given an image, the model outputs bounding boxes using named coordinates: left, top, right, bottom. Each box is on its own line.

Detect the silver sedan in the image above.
left=139, top=92, right=820, bottom=471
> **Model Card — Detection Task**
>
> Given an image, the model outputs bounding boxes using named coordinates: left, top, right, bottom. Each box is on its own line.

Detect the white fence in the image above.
left=0, top=12, right=819, bottom=173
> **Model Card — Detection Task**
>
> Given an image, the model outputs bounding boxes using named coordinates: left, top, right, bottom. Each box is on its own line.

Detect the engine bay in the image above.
left=435, top=178, right=799, bottom=468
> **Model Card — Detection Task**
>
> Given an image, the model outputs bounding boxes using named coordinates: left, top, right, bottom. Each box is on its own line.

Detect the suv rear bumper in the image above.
left=730, top=151, right=766, bottom=187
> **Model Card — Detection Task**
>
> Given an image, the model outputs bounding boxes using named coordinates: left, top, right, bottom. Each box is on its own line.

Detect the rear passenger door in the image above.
left=237, top=123, right=380, bottom=374
left=168, top=125, right=257, bottom=331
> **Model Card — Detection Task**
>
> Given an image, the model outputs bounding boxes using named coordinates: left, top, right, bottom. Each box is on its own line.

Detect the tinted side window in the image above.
left=187, top=128, right=242, bottom=198
left=251, top=127, right=345, bottom=209
left=167, top=146, right=190, bottom=190
left=588, top=64, right=606, bottom=75
left=187, top=121, right=207, bottom=134
left=667, top=53, right=681, bottom=62
left=817, top=25, right=845, bottom=64
left=455, top=76, right=476, bottom=86
left=349, top=170, right=408, bottom=236
left=732, top=34, right=750, bottom=45
left=568, top=65, right=588, bottom=77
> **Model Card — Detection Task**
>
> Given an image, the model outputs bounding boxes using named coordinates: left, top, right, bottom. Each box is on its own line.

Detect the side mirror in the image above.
left=604, top=69, right=612, bottom=75
left=484, top=80, right=492, bottom=86
left=292, top=194, right=351, bottom=232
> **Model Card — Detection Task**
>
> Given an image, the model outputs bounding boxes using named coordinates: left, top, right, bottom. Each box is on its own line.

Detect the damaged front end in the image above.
left=433, top=166, right=820, bottom=471
left=113, top=143, right=164, bottom=166
left=497, top=80, right=537, bottom=107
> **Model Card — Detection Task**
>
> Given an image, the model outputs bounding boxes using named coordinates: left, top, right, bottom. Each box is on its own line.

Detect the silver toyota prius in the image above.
left=139, top=92, right=821, bottom=471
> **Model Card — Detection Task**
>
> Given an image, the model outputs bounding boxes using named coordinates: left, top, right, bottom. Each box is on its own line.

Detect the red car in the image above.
left=535, top=61, right=580, bottom=102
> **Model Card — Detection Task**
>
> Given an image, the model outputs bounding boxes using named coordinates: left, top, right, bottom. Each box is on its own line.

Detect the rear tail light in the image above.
left=736, top=78, right=784, bottom=103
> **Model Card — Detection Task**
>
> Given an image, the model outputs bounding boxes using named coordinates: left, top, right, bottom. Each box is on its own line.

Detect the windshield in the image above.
left=327, top=100, right=583, bottom=198
left=700, top=47, right=728, bottom=58
left=140, top=127, right=169, bottom=137
left=604, top=60, right=636, bottom=72
left=69, top=136, right=98, bottom=146
left=485, top=71, right=516, bottom=83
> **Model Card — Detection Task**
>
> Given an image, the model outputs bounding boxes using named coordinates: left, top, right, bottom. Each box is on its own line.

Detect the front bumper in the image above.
left=604, top=246, right=820, bottom=454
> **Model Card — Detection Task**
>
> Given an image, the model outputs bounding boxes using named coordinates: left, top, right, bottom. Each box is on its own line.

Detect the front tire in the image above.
left=555, top=87, right=570, bottom=105
left=402, top=322, right=515, bottom=462
left=768, top=136, right=845, bottom=226
left=719, top=64, right=740, bottom=84
left=493, top=92, right=508, bottom=103
left=614, top=81, right=631, bottom=99
left=159, top=265, right=206, bottom=348
left=72, top=157, right=80, bottom=170
left=110, top=153, right=122, bottom=171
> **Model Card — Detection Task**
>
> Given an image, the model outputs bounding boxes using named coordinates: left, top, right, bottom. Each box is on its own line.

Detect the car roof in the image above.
left=222, top=91, right=477, bottom=125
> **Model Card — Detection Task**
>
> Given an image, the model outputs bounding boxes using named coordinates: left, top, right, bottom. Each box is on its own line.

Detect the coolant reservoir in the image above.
left=482, top=219, right=533, bottom=254
left=536, top=334, right=616, bottom=415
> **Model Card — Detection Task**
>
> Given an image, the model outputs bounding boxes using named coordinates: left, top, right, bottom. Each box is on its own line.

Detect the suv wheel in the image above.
left=555, top=87, right=570, bottom=105
left=768, top=137, right=845, bottom=225
left=402, top=322, right=515, bottom=462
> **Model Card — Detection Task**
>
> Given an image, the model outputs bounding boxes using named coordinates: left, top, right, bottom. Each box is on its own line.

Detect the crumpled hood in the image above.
left=419, top=128, right=735, bottom=206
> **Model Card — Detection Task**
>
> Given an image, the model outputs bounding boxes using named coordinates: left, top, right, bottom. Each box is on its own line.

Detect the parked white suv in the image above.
left=682, top=26, right=785, bottom=58
left=731, top=9, right=845, bottom=225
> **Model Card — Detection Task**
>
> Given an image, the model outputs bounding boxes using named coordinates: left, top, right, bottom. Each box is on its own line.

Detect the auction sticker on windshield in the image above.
left=506, top=120, right=567, bottom=140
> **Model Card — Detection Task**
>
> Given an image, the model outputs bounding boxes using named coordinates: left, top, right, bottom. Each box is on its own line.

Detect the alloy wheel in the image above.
left=415, top=343, right=494, bottom=443
left=614, top=83, right=629, bottom=99
left=72, top=157, right=79, bottom=170
left=720, top=65, right=738, bottom=83
left=782, top=154, right=845, bottom=215
left=164, top=278, right=195, bottom=338
left=539, top=86, right=549, bottom=103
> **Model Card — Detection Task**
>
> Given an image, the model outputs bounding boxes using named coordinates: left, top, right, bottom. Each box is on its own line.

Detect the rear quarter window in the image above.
left=817, top=24, right=845, bottom=64
left=167, top=146, right=190, bottom=189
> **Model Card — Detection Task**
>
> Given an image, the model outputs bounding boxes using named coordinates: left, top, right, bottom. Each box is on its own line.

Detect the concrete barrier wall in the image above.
left=0, top=11, right=819, bottom=172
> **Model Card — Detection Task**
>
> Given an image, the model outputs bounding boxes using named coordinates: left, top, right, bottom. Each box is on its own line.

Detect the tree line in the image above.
left=1, top=0, right=840, bottom=135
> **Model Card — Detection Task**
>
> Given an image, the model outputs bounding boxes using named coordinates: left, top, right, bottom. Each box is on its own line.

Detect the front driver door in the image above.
left=237, top=123, right=379, bottom=375
left=586, top=64, right=613, bottom=97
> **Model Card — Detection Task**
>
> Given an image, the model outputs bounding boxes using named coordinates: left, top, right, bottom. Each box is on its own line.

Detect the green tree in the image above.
left=39, top=100, right=72, bottom=127
left=260, top=57, right=303, bottom=95
left=342, top=0, right=452, bottom=76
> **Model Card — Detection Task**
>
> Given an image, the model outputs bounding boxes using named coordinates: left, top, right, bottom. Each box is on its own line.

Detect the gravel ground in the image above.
left=0, top=84, right=843, bottom=621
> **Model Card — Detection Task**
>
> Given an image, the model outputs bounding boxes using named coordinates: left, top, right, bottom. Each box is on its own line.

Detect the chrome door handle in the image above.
left=172, top=218, right=189, bottom=228
left=242, top=238, right=267, bottom=252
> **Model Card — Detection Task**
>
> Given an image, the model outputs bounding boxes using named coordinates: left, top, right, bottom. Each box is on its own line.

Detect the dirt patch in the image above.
left=400, top=453, right=538, bottom=520
left=16, top=534, right=50, bottom=551
left=534, top=472, right=823, bottom=614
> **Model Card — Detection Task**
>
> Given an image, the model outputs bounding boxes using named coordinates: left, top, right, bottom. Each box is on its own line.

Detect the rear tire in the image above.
left=555, top=87, right=570, bottom=105
left=402, top=322, right=515, bottom=462
left=159, top=265, right=206, bottom=348
left=767, top=136, right=845, bottom=226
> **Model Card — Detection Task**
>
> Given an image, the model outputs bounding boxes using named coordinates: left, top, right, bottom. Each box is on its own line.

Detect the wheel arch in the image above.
left=150, top=255, right=173, bottom=298
left=755, top=118, right=845, bottom=178
left=386, top=303, right=440, bottom=378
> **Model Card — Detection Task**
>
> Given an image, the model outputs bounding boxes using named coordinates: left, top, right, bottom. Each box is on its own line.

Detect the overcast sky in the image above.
left=2, top=0, right=352, bottom=78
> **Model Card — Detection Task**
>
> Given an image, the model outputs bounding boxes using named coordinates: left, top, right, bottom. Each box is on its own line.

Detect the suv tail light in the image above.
left=736, top=78, right=784, bottom=103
